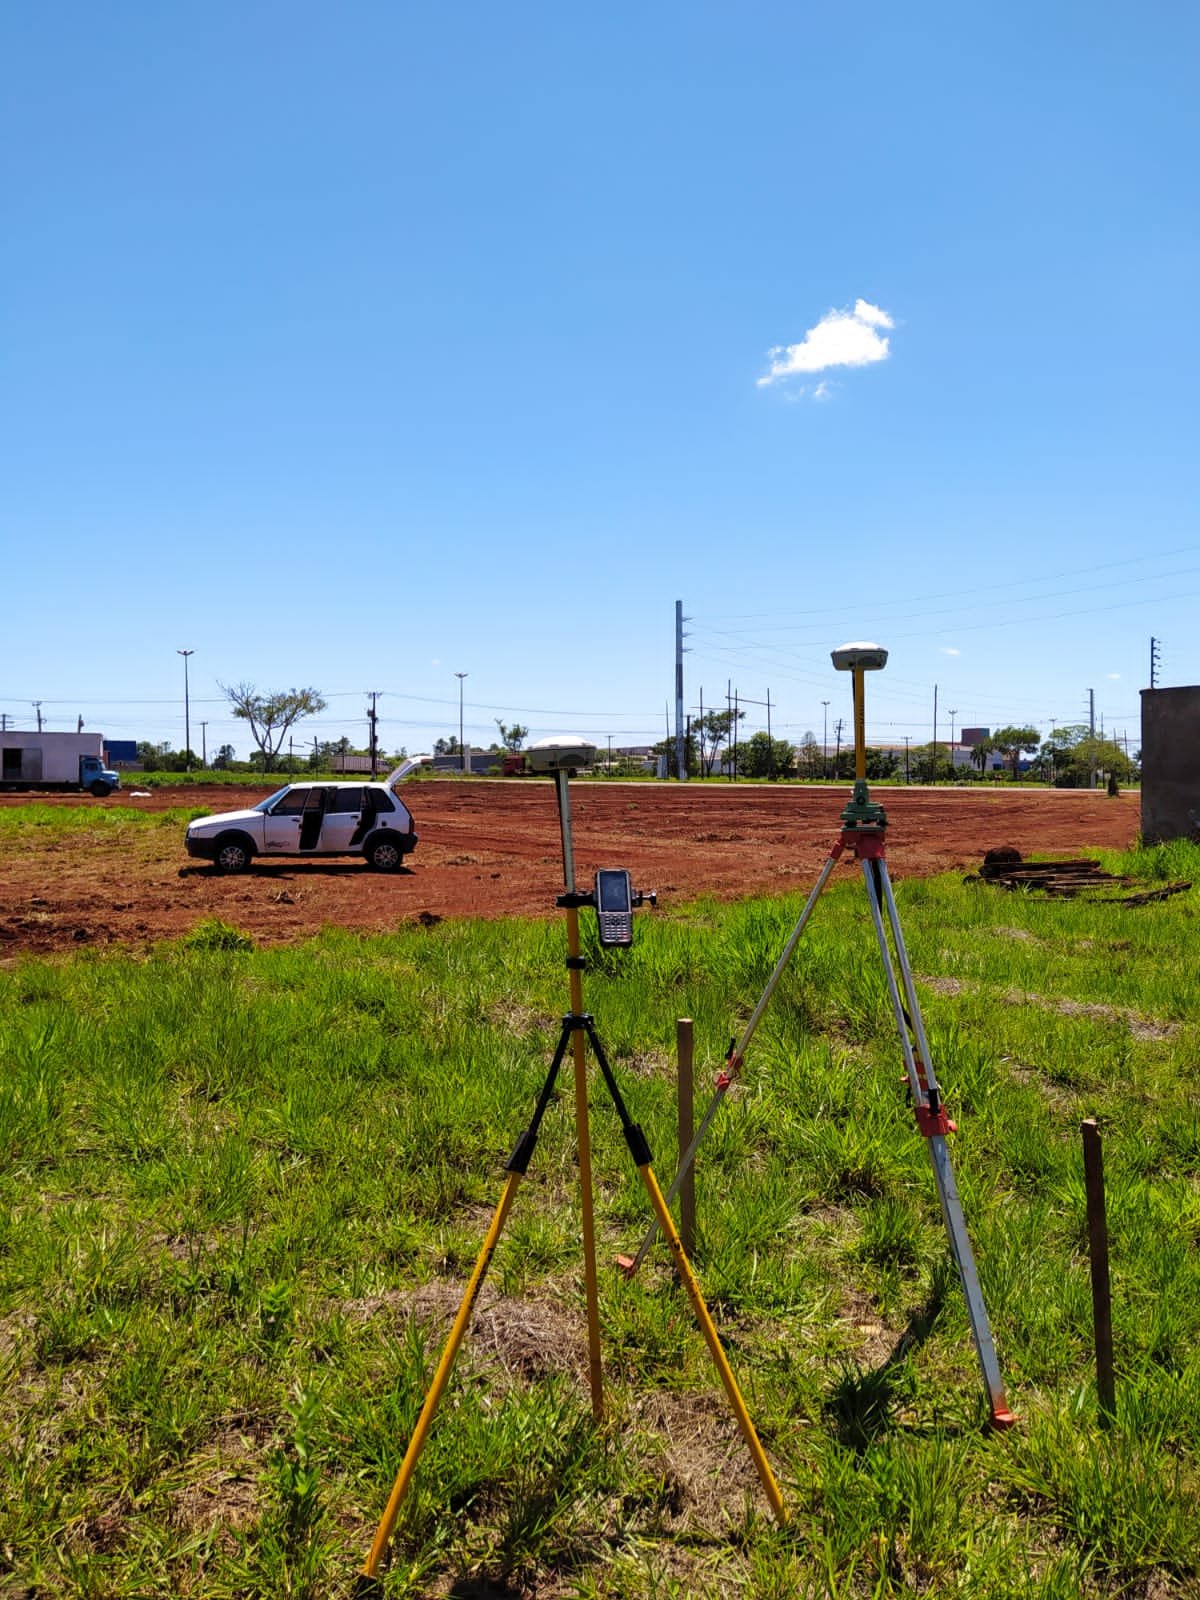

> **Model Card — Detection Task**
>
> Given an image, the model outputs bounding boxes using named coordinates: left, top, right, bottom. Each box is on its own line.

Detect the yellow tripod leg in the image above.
left=361, top=1168, right=523, bottom=1581
left=637, top=1162, right=789, bottom=1524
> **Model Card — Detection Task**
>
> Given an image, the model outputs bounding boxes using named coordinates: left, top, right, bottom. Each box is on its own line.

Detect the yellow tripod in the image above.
left=359, top=762, right=787, bottom=1590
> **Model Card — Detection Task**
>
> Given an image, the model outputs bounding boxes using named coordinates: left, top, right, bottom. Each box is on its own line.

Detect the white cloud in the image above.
left=942, top=647, right=961, bottom=656
left=812, top=380, right=832, bottom=401
left=758, top=298, right=894, bottom=387
left=1107, top=672, right=1121, bottom=680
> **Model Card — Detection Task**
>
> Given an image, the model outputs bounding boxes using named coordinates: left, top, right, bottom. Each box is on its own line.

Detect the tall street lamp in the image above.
left=178, top=649, right=194, bottom=771
left=455, top=672, right=468, bottom=774
left=821, top=700, right=830, bottom=780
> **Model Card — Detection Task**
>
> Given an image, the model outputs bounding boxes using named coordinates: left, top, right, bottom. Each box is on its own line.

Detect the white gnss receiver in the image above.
left=593, top=869, right=635, bottom=947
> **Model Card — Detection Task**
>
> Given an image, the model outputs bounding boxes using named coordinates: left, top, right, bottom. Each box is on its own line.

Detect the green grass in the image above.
left=2, top=841, right=1199, bottom=1596
left=0, top=802, right=207, bottom=840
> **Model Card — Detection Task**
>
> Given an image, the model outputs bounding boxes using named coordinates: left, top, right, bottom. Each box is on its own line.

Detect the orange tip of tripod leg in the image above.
left=614, top=1254, right=636, bottom=1276
left=990, top=1407, right=1017, bottom=1430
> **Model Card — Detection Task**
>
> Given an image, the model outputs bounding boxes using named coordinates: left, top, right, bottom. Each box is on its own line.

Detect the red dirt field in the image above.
left=0, top=780, right=1140, bottom=959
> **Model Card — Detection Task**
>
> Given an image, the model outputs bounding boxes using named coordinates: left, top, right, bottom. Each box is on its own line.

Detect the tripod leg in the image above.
left=625, top=849, right=843, bottom=1274
left=361, top=1027, right=574, bottom=1582
left=361, top=1169, right=523, bottom=1582
left=861, top=860, right=1015, bottom=1428
left=583, top=1020, right=789, bottom=1523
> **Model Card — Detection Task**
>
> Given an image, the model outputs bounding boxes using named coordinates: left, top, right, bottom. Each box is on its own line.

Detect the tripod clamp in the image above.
left=555, top=888, right=658, bottom=910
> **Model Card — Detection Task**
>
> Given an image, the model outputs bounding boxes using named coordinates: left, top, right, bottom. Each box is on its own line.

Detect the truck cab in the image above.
left=80, top=755, right=121, bottom=797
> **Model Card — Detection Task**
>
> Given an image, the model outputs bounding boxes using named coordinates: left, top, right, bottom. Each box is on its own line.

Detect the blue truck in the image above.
left=0, top=732, right=122, bottom=797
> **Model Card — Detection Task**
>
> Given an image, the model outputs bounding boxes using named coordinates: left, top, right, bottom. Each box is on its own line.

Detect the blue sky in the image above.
left=3, top=3, right=1197, bottom=761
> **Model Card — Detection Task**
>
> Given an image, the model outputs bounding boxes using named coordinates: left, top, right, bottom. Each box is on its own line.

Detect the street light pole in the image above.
left=821, top=700, right=830, bottom=780
left=177, top=650, right=194, bottom=771
left=455, top=672, right=468, bottom=774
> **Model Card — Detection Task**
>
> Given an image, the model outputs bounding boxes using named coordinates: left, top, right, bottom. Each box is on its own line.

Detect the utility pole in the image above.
left=821, top=700, right=830, bottom=780
left=368, top=691, right=379, bottom=778
left=1088, top=687, right=1096, bottom=789
left=727, top=680, right=733, bottom=781
left=931, top=684, right=938, bottom=785
left=903, top=734, right=910, bottom=784
left=834, top=717, right=844, bottom=775
left=200, top=722, right=207, bottom=768
left=33, top=701, right=43, bottom=732
left=177, top=649, right=194, bottom=771
left=948, top=708, right=958, bottom=773
left=0, top=714, right=10, bottom=731
left=1150, top=637, right=1161, bottom=689
left=675, top=599, right=688, bottom=781
left=765, top=687, right=774, bottom=779
left=455, top=672, right=468, bottom=774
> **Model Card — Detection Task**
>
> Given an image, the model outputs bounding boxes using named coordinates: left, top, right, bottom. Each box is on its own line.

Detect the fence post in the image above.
left=1081, top=1118, right=1115, bottom=1423
left=676, top=1019, right=696, bottom=1256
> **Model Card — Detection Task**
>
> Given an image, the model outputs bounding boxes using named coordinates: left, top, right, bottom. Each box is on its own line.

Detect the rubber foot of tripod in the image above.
left=614, top=1254, right=636, bottom=1277
left=989, top=1407, right=1017, bottom=1431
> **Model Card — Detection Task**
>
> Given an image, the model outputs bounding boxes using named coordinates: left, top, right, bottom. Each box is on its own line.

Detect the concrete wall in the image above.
left=1140, top=686, right=1200, bottom=842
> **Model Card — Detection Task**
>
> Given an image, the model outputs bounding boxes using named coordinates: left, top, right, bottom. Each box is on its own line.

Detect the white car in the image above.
left=185, top=781, right=418, bottom=873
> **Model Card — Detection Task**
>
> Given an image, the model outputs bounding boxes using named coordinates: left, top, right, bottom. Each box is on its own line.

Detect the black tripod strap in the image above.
left=582, top=1016, right=653, bottom=1167
left=506, top=1016, right=575, bottom=1175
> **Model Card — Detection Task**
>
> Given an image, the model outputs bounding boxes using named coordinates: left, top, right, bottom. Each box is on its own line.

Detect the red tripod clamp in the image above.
left=913, top=1103, right=957, bottom=1138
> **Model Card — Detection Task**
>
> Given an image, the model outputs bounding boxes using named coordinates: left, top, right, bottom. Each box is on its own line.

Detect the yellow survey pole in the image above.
left=566, top=899, right=605, bottom=1420
left=853, top=665, right=867, bottom=781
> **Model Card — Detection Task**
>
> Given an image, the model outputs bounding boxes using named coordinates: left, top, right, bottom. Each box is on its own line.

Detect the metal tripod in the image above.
left=626, top=681, right=1015, bottom=1431
left=359, top=770, right=787, bottom=1589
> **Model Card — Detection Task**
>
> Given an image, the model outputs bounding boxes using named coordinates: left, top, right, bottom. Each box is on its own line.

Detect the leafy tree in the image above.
left=795, top=733, right=825, bottom=779
left=970, top=738, right=992, bottom=775
left=989, top=725, right=1042, bottom=779
left=221, top=683, right=326, bottom=762
left=1036, top=725, right=1137, bottom=788
left=495, top=720, right=529, bottom=753
left=212, top=743, right=236, bottom=770
left=739, top=732, right=797, bottom=779
left=434, top=736, right=460, bottom=756
left=694, top=709, right=744, bottom=776
left=651, top=731, right=699, bottom=777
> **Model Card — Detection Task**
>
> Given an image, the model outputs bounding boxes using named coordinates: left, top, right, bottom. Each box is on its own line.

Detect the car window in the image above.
left=255, top=787, right=290, bottom=813
left=327, top=787, right=364, bottom=814
left=368, top=789, right=395, bottom=812
left=270, top=788, right=311, bottom=816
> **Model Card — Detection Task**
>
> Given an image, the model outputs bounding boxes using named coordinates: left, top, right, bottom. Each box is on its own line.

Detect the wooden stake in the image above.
left=676, top=1019, right=696, bottom=1256
left=1081, top=1118, right=1116, bottom=1422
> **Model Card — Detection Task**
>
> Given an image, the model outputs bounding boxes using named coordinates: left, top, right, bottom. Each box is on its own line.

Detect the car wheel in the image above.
left=366, top=834, right=404, bottom=872
left=90, top=781, right=111, bottom=798
left=214, top=835, right=253, bottom=873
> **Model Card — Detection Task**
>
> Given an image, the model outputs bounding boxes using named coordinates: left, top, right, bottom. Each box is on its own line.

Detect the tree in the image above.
left=651, top=731, right=699, bottom=776
left=740, top=732, right=797, bottom=779
left=495, top=720, right=529, bottom=753
left=970, top=738, right=992, bottom=775
left=434, top=736, right=460, bottom=756
left=989, top=725, right=1042, bottom=779
left=795, top=733, right=825, bottom=779
left=212, top=743, right=236, bottom=770
left=221, top=684, right=326, bottom=762
left=694, top=709, right=744, bottom=776
left=1036, top=725, right=1137, bottom=788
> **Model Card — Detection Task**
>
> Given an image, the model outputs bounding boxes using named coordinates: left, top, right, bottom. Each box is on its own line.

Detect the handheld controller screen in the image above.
left=594, top=869, right=634, bottom=947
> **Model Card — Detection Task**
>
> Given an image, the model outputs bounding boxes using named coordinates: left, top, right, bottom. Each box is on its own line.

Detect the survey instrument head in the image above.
left=831, top=641, right=888, bottom=673
left=526, top=736, right=597, bottom=774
